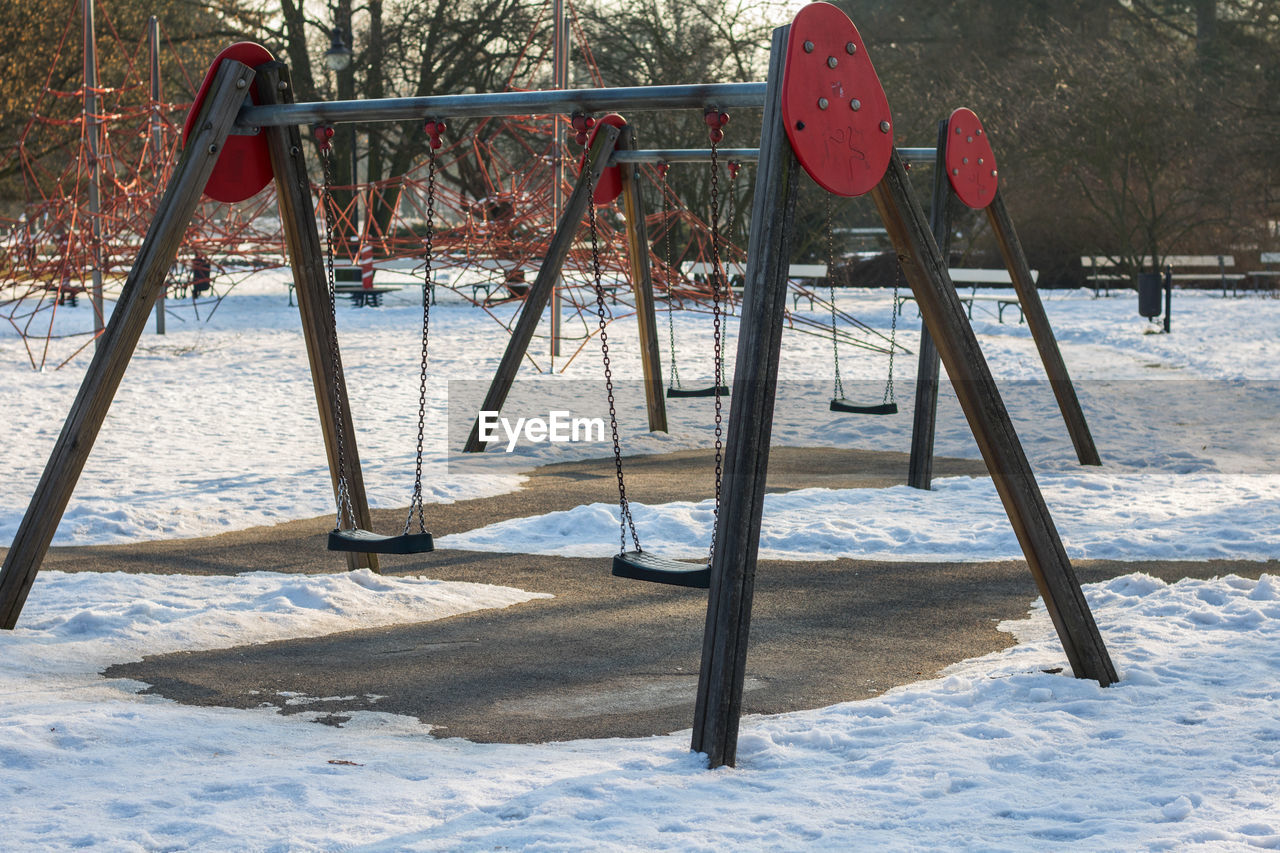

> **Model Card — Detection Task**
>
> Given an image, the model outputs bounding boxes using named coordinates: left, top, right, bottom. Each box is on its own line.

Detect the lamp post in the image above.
left=323, top=26, right=358, bottom=260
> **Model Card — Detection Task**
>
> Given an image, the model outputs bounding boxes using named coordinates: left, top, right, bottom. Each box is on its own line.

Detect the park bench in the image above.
left=682, top=261, right=828, bottom=310
left=895, top=268, right=1035, bottom=324
left=1082, top=254, right=1244, bottom=296
left=1247, top=252, right=1280, bottom=292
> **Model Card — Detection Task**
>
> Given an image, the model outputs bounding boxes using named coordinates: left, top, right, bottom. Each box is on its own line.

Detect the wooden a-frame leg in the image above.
left=0, top=60, right=256, bottom=629
left=871, top=149, right=1116, bottom=686
left=986, top=190, right=1101, bottom=467
left=693, top=26, right=799, bottom=770
left=462, top=124, right=622, bottom=453
left=907, top=119, right=953, bottom=490
left=617, top=125, right=668, bottom=434
left=256, top=62, right=379, bottom=572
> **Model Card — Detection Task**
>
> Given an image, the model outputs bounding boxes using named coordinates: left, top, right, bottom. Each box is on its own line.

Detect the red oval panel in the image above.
left=578, top=113, right=626, bottom=206
left=945, top=107, right=999, bottom=209
left=782, top=3, right=892, bottom=198
left=182, top=42, right=275, bottom=204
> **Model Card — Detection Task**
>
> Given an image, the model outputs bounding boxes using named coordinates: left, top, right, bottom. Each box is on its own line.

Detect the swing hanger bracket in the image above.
left=423, top=118, right=448, bottom=149
left=570, top=111, right=596, bottom=145
left=704, top=107, right=729, bottom=144
left=312, top=124, right=335, bottom=152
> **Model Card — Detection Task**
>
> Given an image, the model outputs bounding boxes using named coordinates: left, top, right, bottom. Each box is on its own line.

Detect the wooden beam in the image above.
left=986, top=190, right=1101, bottom=467
left=462, top=123, right=622, bottom=453
left=907, top=119, right=952, bottom=490
left=692, top=26, right=799, bottom=769
left=0, top=60, right=255, bottom=629
left=616, top=125, right=668, bottom=434
left=870, top=149, right=1117, bottom=686
left=256, top=62, right=379, bottom=572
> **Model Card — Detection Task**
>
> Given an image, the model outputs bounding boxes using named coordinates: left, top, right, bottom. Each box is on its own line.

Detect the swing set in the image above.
left=0, top=2, right=1116, bottom=770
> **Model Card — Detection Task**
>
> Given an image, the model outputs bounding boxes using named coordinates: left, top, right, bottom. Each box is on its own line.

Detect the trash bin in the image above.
left=1137, top=272, right=1163, bottom=318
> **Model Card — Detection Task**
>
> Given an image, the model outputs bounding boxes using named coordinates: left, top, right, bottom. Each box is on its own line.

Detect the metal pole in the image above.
left=84, top=0, right=104, bottom=344
left=149, top=16, right=165, bottom=336
left=238, top=83, right=769, bottom=127
left=550, top=0, right=567, bottom=359
left=610, top=147, right=934, bottom=165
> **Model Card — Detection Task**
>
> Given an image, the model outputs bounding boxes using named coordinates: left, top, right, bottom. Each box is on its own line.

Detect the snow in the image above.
left=3, top=278, right=1280, bottom=848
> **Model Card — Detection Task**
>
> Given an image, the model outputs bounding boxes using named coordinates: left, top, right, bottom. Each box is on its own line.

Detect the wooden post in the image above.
left=907, top=119, right=952, bottom=490
left=616, top=125, right=668, bottom=434
left=463, top=123, right=622, bottom=453
left=870, top=149, right=1116, bottom=686
left=256, top=62, right=379, bottom=572
left=986, top=190, right=1101, bottom=467
left=0, top=60, right=255, bottom=629
left=692, top=26, right=799, bottom=769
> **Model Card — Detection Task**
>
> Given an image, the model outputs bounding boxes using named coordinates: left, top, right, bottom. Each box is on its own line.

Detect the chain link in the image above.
left=587, top=160, right=641, bottom=555
left=708, top=135, right=724, bottom=567
left=318, top=136, right=356, bottom=531
left=404, top=142, right=437, bottom=535
left=884, top=261, right=900, bottom=405
left=826, top=194, right=845, bottom=401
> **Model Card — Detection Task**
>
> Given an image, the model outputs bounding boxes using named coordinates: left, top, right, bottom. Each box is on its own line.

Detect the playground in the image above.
left=2, top=1, right=1280, bottom=847
left=3, top=277, right=1280, bottom=847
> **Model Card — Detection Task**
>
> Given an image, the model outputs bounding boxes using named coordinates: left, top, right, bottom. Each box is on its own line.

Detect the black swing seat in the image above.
left=666, top=385, right=730, bottom=399
left=612, top=550, right=710, bottom=589
left=328, top=528, right=435, bottom=555
left=830, top=398, right=898, bottom=416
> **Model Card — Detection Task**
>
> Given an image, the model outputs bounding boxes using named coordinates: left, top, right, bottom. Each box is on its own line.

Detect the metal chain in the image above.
left=588, top=162, right=641, bottom=555
left=883, top=261, right=900, bottom=405
left=661, top=166, right=682, bottom=392
left=826, top=194, right=845, bottom=402
left=317, top=133, right=356, bottom=531
left=708, top=132, right=724, bottom=566
left=404, top=142, right=437, bottom=535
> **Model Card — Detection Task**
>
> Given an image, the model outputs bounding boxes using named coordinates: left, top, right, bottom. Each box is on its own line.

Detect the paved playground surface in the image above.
left=35, top=447, right=1267, bottom=744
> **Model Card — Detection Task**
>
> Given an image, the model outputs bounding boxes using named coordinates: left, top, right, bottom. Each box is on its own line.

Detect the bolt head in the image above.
left=803, top=40, right=815, bottom=53
left=818, top=97, right=829, bottom=110
left=207, top=143, right=218, bottom=154
left=879, top=120, right=890, bottom=133
left=827, top=56, right=838, bottom=68
left=952, top=168, right=960, bottom=175
left=991, top=169, right=998, bottom=177
left=850, top=98, right=861, bottom=111
left=846, top=42, right=857, bottom=54
left=278, top=80, right=289, bottom=91
left=978, top=158, right=984, bottom=165
left=963, top=157, right=969, bottom=164
left=235, top=78, right=246, bottom=89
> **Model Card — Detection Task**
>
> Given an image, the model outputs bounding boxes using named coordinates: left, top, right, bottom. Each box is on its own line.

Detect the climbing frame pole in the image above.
left=692, top=25, right=799, bottom=769
left=616, top=125, right=669, bottom=434
left=256, top=61, right=379, bottom=572
left=0, top=59, right=256, bottom=629
left=463, top=123, right=622, bottom=453
left=870, top=148, right=1116, bottom=686
left=986, top=189, right=1101, bottom=466
left=906, top=119, right=953, bottom=490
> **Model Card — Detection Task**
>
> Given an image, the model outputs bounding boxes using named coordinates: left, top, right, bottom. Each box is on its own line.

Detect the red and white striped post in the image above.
left=359, top=243, right=374, bottom=290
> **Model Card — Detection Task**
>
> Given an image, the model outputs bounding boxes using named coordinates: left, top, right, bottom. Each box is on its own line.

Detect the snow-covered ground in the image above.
left=2, top=277, right=1279, bottom=849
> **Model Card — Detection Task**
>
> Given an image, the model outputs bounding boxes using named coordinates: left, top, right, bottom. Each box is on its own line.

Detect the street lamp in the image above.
left=322, top=25, right=358, bottom=267
left=323, top=27, right=352, bottom=72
